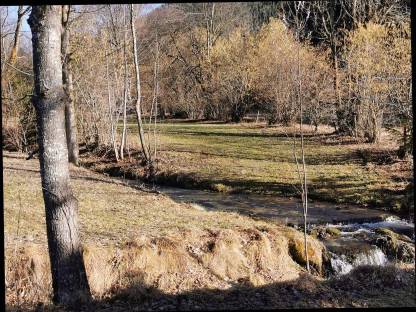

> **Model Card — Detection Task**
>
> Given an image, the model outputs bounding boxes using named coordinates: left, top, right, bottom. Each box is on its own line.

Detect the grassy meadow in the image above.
left=3, top=152, right=276, bottom=246
left=118, top=119, right=412, bottom=211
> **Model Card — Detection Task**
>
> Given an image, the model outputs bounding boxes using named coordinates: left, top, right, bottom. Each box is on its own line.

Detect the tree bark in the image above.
left=61, top=5, right=79, bottom=165
left=2, top=6, right=28, bottom=90
left=130, top=4, right=150, bottom=163
left=105, top=39, right=119, bottom=161
left=120, top=6, right=129, bottom=160
left=28, top=6, right=91, bottom=306
left=8, top=6, right=26, bottom=66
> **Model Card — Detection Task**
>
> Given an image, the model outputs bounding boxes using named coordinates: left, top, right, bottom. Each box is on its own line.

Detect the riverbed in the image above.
left=159, top=186, right=396, bottom=225
left=158, top=185, right=415, bottom=276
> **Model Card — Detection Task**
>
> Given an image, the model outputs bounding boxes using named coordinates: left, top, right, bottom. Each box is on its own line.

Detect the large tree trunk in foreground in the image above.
left=28, top=6, right=91, bottom=306
left=61, top=5, right=79, bottom=165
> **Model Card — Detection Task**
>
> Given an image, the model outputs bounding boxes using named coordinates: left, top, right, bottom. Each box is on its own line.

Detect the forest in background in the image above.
left=2, top=2, right=415, bottom=310
left=1, top=1, right=412, bottom=155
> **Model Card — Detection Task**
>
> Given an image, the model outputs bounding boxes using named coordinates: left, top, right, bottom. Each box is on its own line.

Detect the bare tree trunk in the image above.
left=120, top=6, right=129, bottom=160
left=2, top=6, right=28, bottom=90
left=28, top=6, right=91, bottom=306
left=209, top=3, right=215, bottom=53
left=153, top=36, right=159, bottom=161
left=205, top=3, right=215, bottom=61
left=61, top=5, right=79, bottom=165
left=329, top=33, right=342, bottom=132
left=130, top=4, right=150, bottom=163
left=298, top=40, right=310, bottom=275
left=293, top=4, right=310, bottom=273
left=8, top=6, right=28, bottom=66
left=105, top=40, right=119, bottom=161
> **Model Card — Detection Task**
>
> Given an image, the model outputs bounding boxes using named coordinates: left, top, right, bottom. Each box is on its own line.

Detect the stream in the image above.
left=158, top=186, right=415, bottom=276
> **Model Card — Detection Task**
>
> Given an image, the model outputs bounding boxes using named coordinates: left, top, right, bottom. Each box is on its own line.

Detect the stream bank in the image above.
left=158, top=186, right=415, bottom=277
left=83, top=158, right=415, bottom=277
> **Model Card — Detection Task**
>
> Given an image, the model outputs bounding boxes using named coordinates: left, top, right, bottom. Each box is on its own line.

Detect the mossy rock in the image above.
left=325, top=227, right=341, bottom=237
left=288, top=236, right=323, bottom=274
left=374, top=227, right=412, bottom=243
left=309, top=227, right=329, bottom=240
left=309, top=229, right=319, bottom=238
left=375, top=228, right=398, bottom=238
left=373, top=228, right=398, bottom=252
left=211, top=183, right=233, bottom=193
left=372, top=227, right=415, bottom=263
left=391, top=201, right=402, bottom=213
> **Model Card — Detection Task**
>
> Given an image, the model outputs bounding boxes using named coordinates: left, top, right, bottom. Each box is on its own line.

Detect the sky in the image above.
left=7, top=4, right=163, bottom=34
left=3, top=4, right=163, bottom=55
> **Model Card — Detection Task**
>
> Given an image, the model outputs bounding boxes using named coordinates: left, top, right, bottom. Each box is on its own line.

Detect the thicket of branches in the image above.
left=1, top=1, right=412, bottom=156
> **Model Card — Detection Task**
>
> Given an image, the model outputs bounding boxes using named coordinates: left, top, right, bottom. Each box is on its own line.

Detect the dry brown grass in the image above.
left=4, top=151, right=325, bottom=309
left=5, top=227, right=321, bottom=308
left=5, top=245, right=51, bottom=309
left=7, top=245, right=414, bottom=310
left=4, top=151, right=413, bottom=310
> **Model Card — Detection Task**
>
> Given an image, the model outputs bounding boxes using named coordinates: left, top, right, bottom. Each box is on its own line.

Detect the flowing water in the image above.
left=320, top=217, right=414, bottom=275
left=158, top=186, right=415, bottom=276
left=329, top=248, right=388, bottom=275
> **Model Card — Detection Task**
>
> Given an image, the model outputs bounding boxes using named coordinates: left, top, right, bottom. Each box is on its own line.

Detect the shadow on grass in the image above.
left=153, top=170, right=410, bottom=213
left=1, top=153, right=28, bottom=159
left=153, top=170, right=298, bottom=196
left=309, top=175, right=413, bottom=218
left=84, top=156, right=406, bottom=212
left=158, top=129, right=334, bottom=140
left=7, top=265, right=415, bottom=311
left=160, top=146, right=362, bottom=166
left=2, top=164, right=157, bottom=194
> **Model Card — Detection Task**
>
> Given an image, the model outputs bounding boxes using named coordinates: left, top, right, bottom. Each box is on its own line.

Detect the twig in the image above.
left=5, top=62, right=33, bottom=76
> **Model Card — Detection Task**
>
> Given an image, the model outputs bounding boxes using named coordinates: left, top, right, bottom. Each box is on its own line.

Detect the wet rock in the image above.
left=374, top=227, right=412, bottom=242
left=396, top=242, right=415, bottom=263
left=309, top=227, right=328, bottom=240
left=371, top=228, right=415, bottom=263
left=325, top=227, right=341, bottom=238
left=322, top=250, right=335, bottom=277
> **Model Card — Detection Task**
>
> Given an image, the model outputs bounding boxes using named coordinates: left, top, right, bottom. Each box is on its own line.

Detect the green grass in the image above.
left=121, top=120, right=412, bottom=210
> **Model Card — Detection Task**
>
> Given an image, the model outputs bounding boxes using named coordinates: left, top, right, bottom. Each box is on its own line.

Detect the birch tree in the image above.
left=130, top=4, right=150, bottom=163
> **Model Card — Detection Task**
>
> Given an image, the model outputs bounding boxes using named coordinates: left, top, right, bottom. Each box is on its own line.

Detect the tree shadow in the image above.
left=162, top=129, right=333, bottom=140
left=319, top=135, right=364, bottom=146
left=153, top=169, right=410, bottom=215
left=2, top=164, right=158, bottom=195
left=7, top=265, right=415, bottom=311
left=309, top=175, right=413, bottom=218
left=2, top=153, right=29, bottom=160
left=159, top=145, right=362, bottom=165
left=3, top=165, right=40, bottom=174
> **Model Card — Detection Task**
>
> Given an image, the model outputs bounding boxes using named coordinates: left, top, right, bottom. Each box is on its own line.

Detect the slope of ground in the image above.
left=4, top=152, right=322, bottom=309
left=4, top=152, right=414, bottom=310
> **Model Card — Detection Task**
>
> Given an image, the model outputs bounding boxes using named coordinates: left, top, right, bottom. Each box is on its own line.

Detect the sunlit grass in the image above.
left=3, top=153, right=274, bottom=246
left=122, top=120, right=411, bottom=209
